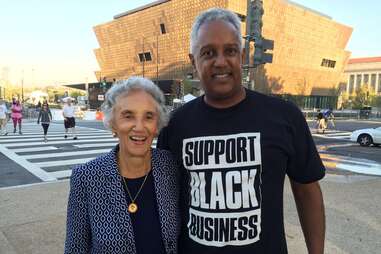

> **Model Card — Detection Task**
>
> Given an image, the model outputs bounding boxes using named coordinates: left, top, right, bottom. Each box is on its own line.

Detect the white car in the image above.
left=350, top=127, right=381, bottom=146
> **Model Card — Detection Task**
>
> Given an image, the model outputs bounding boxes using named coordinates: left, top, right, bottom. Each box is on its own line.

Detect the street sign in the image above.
left=98, top=94, right=104, bottom=101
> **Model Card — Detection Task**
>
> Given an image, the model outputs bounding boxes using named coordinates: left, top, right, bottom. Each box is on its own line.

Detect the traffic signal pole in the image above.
left=244, top=0, right=274, bottom=90
left=244, top=0, right=253, bottom=89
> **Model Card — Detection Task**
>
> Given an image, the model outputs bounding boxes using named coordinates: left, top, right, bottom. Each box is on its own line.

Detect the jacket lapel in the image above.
left=151, top=149, right=175, bottom=254
left=103, top=146, right=137, bottom=253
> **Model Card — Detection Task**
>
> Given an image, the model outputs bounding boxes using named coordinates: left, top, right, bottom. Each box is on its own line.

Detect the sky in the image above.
left=0, top=0, right=380, bottom=87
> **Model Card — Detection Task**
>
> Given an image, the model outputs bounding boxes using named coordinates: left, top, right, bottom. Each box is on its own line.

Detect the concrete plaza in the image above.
left=1, top=175, right=380, bottom=254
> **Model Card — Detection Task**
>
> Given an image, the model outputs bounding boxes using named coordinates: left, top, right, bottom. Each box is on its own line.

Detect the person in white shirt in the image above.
left=62, top=98, right=78, bottom=140
left=0, top=98, right=8, bottom=136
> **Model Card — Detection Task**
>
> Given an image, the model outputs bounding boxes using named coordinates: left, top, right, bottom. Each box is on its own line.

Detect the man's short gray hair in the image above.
left=101, top=76, right=168, bottom=132
left=190, top=8, right=242, bottom=54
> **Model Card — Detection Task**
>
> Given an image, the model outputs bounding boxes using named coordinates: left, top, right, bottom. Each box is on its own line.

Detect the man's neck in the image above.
left=203, top=86, right=246, bottom=109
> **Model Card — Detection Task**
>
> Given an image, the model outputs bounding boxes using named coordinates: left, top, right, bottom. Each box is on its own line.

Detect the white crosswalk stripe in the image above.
left=311, top=129, right=352, bottom=140
left=320, top=153, right=381, bottom=176
left=0, top=122, right=130, bottom=182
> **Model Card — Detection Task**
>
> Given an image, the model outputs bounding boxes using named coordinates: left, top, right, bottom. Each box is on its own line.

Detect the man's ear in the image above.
left=241, top=47, right=246, bottom=63
left=189, top=54, right=196, bottom=69
left=189, top=53, right=198, bottom=78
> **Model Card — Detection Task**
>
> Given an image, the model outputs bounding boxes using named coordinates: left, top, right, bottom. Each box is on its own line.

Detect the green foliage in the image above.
left=341, top=85, right=380, bottom=109
left=70, top=90, right=86, bottom=99
left=352, top=86, right=371, bottom=109
left=370, top=95, right=381, bottom=108
left=182, top=79, right=195, bottom=95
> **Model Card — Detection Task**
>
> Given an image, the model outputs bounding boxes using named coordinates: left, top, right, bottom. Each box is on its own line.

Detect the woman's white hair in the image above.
left=190, top=8, right=242, bottom=54
left=101, top=76, right=168, bottom=132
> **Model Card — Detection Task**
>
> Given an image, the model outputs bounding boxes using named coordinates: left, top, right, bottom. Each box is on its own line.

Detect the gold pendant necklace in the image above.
left=121, top=171, right=150, bottom=214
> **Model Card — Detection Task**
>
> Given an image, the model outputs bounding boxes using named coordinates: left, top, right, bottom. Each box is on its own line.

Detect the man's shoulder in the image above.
left=170, top=96, right=202, bottom=119
left=248, top=90, right=300, bottom=113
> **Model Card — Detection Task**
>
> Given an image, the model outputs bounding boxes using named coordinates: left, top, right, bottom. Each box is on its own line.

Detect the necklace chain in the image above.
left=122, top=171, right=150, bottom=205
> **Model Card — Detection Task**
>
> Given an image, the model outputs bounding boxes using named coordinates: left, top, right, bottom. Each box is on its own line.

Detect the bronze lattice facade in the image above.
left=93, top=0, right=352, bottom=100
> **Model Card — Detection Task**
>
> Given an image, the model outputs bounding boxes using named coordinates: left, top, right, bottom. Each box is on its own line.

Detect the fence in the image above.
left=303, top=109, right=381, bottom=120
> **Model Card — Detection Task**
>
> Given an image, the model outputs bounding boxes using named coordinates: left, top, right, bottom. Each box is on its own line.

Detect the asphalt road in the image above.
left=308, top=120, right=381, bottom=164
left=77, top=119, right=381, bottom=164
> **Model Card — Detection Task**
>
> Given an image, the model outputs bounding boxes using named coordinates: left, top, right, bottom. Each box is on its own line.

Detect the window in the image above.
left=371, top=74, right=377, bottom=92
left=356, top=74, right=362, bottom=88
left=320, top=58, right=336, bottom=68
left=160, top=23, right=166, bottom=34
left=138, top=53, right=145, bottom=62
left=349, top=75, right=355, bottom=94
left=137, top=52, right=152, bottom=62
left=144, top=52, right=152, bottom=61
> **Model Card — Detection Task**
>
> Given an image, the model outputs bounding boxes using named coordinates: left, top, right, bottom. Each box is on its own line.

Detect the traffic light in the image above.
left=254, top=38, right=274, bottom=66
left=101, top=77, right=107, bottom=91
left=251, top=0, right=264, bottom=42
left=248, top=0, right=274, bottom=66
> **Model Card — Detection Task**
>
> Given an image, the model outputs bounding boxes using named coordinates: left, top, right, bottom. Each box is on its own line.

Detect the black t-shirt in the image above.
left=123, top=173, right=166, bottom=254
left=157, top=89, right=325, bottom=254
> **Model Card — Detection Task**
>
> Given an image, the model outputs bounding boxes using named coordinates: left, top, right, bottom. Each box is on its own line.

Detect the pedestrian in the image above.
left=324, top=108, right=335, bottom=129
left=316, top=109, right=326, bottom=133
left=157, top=8, right=325, bottom=254
left=36, top=101, right=42, bottom=112
left=65, top=77, right=179, bottom=254
left=37, top=103, right=52, bottom=142
left=0, top=98, right=8, bottom=136
left=11, top=99, right=23, bottom=135
left=62, top=98, right=77, bottom=140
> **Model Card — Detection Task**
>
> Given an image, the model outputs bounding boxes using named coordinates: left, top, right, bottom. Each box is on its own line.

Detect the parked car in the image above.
left=350, top=127, right=381, bottom=146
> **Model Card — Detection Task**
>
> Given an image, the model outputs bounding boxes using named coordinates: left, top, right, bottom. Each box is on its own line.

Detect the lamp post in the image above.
left=156, top=34, right=159, bottom=85
left=142, top=37, right=145, bottom=78
left=21, top=69, right=24, bottom=103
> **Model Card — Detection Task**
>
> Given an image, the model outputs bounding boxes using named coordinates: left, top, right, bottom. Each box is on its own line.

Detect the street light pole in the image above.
left=21, top=69, right=24, bottom=102
left=142, top=37, right=145, bottom=78
left=156, top=34, right=159, bottom=85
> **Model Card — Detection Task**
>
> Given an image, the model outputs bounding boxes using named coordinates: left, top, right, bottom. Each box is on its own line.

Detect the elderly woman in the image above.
left=65, top=77, right=179, bottom=254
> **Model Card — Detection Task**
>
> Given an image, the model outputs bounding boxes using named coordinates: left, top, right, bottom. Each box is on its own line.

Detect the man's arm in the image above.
left=290, top=179, right=325, bottom=254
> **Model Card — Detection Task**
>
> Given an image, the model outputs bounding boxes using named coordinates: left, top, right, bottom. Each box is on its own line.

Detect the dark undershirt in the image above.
left=123, top=173, right=166, bottom=254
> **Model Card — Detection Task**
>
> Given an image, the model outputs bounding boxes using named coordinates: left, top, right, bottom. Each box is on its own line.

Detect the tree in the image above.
left=351, top=85, right=373, bottom=109
left=370, top=96, right=381, bottom=108
left=70, top=90, right=86, bottom=99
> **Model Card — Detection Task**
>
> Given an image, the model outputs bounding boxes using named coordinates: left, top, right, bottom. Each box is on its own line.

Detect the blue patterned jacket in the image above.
left=65, top=147, right=180, bottom=254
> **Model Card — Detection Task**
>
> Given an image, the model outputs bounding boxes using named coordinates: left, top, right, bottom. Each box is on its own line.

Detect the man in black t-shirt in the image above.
left=157, top=8, right=325, bottom=254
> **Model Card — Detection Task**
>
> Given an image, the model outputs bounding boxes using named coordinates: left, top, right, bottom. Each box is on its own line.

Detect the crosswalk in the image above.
left=0, top=122, right=140, bottom=183
left=311, top=129, right=352, bottom=140
left=1, top=122, right=378, bottom=186
left=320, top=152, right=381, bottom=176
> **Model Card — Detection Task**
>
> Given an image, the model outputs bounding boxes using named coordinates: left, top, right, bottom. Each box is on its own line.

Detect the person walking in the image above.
left=11, top=99, right=23, bottom=135
left=316, top=109, right=326, bottom=133
left=37, top=103, right=52, bottom=142
left=324, top=108, right=335, bottom=129
left=62, top=98, right=78, bottom=140
left=0, top=98, right=8, bottom=136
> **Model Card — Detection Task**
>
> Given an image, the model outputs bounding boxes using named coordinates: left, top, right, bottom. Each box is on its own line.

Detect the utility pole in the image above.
left=142, top=37, right=145, bottom=78
left=244, top=0, right=274, bottom=90
left=156, top=34, right=159, bottom=85
left=21, top=69, right=24, bottom=103
left=243, top=0, right=253, bottom=89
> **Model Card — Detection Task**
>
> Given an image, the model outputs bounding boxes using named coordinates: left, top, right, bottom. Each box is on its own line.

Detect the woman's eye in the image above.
left=146, top=114, right=154, bottom=120
left=226, top=48, right=238, bottom=55
left=201, top=50, right=214, bottom=57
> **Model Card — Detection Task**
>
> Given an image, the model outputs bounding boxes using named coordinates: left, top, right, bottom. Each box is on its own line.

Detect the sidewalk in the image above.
left=1, top=176, right=380, bottom=254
